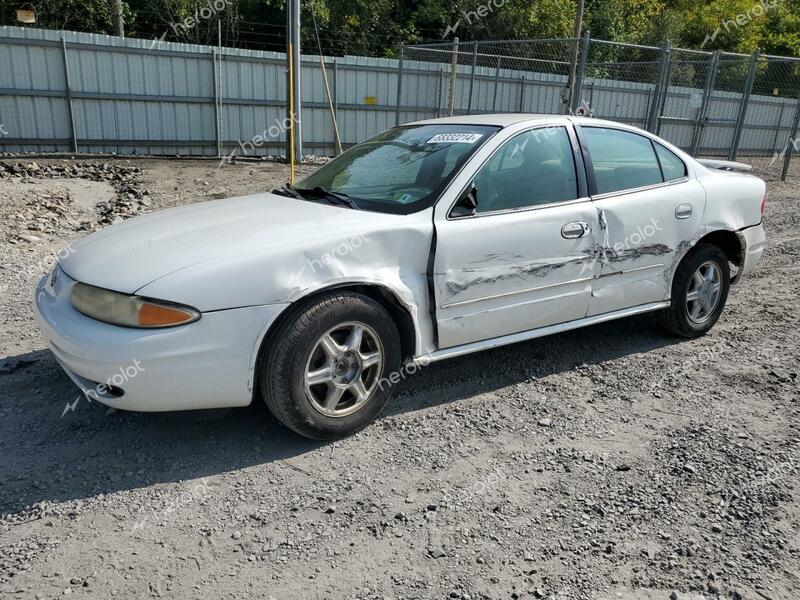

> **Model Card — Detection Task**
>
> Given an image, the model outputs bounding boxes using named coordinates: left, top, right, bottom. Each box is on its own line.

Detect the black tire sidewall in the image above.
left=671, top=244, right=730, bottom=336
left=263, top=293, right=401, bottom=439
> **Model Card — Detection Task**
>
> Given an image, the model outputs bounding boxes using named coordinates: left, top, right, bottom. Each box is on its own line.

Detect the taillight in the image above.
left=760, top=191, right=767, bottom=216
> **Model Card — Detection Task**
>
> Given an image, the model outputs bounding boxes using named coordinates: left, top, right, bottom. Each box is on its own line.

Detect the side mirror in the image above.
left=451, top=185, right=478, bottom=217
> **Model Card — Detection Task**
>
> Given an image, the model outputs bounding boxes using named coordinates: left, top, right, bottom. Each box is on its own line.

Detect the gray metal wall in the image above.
left=0, top=26, right=401, bottom=157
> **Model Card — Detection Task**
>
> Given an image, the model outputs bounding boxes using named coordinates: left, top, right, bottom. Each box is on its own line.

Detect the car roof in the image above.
left=406, top=113, right=642, bottom=132
left=408, top=113, right=564, bottom=127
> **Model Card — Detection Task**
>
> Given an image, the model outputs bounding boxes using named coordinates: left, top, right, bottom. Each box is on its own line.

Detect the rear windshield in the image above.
left=296, top=124, right=500, bottom=214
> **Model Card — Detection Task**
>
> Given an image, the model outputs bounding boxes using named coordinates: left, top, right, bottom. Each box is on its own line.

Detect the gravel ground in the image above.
left=0, top=156, right=798, bottom=600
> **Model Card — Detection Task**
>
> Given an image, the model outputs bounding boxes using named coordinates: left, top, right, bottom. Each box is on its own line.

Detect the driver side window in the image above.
left=473, top=127, right=579, bottom=214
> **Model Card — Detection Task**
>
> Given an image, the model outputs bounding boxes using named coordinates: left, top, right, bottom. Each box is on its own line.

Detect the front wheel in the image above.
left=260, top=291, right=401, bottom=440
left=657, top=243, right=730, bottom=338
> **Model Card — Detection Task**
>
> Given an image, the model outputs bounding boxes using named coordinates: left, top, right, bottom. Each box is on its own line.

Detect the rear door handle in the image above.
left=561, top=222, right=589, bottom=239
left=675, top=203, right=693, bottom=219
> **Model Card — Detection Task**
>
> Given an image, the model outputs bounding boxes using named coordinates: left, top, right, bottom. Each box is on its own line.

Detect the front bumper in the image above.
left=736, top=222, right=765, bottom=281
left=34, top=268, right=288, bottom=412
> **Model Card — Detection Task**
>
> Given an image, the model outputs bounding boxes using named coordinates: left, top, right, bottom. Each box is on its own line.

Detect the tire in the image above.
left=657, top=243, right=730, bottom=338
left=260, top=291, right=401, bottom=440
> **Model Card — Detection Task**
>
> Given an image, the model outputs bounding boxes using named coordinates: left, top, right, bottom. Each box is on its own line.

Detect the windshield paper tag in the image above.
left=426, top=133, right=483, bottom=144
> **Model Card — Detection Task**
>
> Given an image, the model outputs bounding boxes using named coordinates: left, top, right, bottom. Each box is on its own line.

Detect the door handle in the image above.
left=561, top=222, right=589, bottom=239
left=675, top=203, right=693, bottom=219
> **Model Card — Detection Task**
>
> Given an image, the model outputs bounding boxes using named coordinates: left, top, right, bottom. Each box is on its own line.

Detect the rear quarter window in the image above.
left=655, top=143, right=687, bottom=181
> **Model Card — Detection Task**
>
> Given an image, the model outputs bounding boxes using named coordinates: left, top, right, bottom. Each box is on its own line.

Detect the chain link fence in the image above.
left=400, top=38, right=800, bottom=181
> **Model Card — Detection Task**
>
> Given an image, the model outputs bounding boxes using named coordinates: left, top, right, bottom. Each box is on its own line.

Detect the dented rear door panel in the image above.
left=587, top=179, right=707, bottom=316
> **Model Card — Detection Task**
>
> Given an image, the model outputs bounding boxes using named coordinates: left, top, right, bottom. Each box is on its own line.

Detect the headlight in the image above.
left=71, top=283, right=200, bottom=328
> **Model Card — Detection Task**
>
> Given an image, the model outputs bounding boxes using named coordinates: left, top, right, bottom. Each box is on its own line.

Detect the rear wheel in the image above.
left=260, top=291, right=401, bottom=440
left=657, top=243, right=730, bottom=338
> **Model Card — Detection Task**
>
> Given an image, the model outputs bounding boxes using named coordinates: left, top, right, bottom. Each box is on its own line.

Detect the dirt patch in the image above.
left=0, top=157, right=798, bottom=600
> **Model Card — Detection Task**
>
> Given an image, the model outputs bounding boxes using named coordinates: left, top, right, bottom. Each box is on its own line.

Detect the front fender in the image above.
left=137, top=211, right=437, bottom=354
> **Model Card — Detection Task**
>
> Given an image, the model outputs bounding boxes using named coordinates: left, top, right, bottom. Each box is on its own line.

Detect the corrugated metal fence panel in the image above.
left=583, top=77, right=653, bottom=127
left=0, top=26, right=408, bottom=156
left=0, top=28, right=70, bottom=152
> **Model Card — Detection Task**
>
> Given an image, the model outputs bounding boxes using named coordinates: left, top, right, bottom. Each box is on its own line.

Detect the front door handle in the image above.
left=561, top=222, right=589, bottom=239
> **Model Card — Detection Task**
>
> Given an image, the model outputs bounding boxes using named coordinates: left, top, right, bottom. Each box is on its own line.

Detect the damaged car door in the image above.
left=433, top=125, right=600, bottom=349
left=579, top=125, right=707, bottom=316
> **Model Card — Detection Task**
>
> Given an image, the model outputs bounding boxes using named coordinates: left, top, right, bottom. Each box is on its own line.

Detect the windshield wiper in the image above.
left=297, top=186, right=360, bottom=210
left=272, top=183, right=305, bottom=199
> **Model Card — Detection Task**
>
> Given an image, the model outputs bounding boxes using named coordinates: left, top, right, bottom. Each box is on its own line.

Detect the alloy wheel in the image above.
left=304, top=321, right=384, bottom=417
left=686, top=260, right=723, bottom=324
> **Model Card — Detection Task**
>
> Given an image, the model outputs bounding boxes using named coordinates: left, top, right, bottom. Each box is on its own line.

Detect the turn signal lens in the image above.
left=760, top=191, right=767, bottom=216
left=71, top=282, right=200, bottom=328
left=138, top=302, right=197, bottom=327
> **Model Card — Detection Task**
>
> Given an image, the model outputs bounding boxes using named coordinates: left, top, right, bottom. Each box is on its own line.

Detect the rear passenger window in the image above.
left=472, top=127, right=578, bottom=213
left=583, top=127, right=663, bottom=194
left=655, top=143, right=687, bottom=181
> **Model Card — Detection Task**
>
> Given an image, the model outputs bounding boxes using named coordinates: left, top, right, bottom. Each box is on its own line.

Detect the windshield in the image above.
left=295, top=124, right=500, bottom=214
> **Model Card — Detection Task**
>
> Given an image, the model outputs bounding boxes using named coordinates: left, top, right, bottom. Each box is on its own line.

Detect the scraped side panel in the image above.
left=433, top=202, right=600, bottom=349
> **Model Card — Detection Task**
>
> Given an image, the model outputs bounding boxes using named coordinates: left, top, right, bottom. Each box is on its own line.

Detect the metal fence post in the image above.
left=395, top=45, right=404, bottom=126
left=492, top=56, right=501, bottom=111
left=437, top=68, right=445, bottom=117
left=781, top=93, right=800, bottom=181
left=655, top=43, right=673, bottom=135
left=60, top=37, right=78, bottom=153
left=571, top=30, right=590, bottom=114
left=212, top=49, right=222, bottom=158
left=647, top=40, right=671, bottom=133
left=518, top=74, right=525, bottom=112
left=447, top=37, right=459, bottom=116
left=328, top=57, right=341, bottom=155
left=333, top=58, right=339, bottom=125
left=771, top=100, right=786, bottom=152
left=729, top=49, right=760, bottom=161
left=467, top=43, right=478, bottom=115
left=690, top=50, right=720, bottom=156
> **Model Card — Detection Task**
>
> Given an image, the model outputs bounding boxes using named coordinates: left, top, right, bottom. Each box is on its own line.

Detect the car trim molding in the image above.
left=448, top=196, right=593, bottom=220
left=590, top=177, right=690, bottom=202
left=596, top=263, right=666, bottom=279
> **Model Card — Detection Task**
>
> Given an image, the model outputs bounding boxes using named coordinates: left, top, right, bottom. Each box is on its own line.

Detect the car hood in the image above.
left=60, top=193, right=403, bottom=294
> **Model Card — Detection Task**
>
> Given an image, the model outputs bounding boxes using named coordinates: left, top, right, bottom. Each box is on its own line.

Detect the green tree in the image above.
left=1, top=0, right=799, bottom=58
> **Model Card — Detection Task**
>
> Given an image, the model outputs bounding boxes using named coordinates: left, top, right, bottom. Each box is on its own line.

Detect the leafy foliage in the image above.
left=1, top=0, right=798, bottom=58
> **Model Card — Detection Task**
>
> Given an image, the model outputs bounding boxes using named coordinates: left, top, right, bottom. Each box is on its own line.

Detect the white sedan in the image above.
left=35, top=115, right=766, bottom=439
